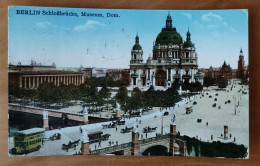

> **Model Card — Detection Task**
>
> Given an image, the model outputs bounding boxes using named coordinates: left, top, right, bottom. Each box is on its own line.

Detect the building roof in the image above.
left=155, top=30, right=183, bottom=45
left=132, top=43, right=142, bottom=50
left=16, top=128, right=45, bottom=135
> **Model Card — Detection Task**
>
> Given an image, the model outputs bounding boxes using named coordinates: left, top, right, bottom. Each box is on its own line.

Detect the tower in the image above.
left=130, top=35, right=143, bottom=64
left=237, top=48, right=245, bottom=79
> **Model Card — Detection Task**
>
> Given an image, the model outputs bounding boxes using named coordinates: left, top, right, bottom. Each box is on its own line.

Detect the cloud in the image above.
left=74, top=20, right=105, bottom=31
left=183, top=13, right=192, bottom=19
left=196, top=12, right=237, bottom=33
left=201, top=13, right=222, bottom=22
left=35, top=22, right=51, bottom=28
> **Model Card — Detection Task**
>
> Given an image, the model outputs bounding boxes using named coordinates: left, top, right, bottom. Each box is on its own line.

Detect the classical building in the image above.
left=129, top=13, right=203, bottom=89
left=9, top=62, right=84, bottom=89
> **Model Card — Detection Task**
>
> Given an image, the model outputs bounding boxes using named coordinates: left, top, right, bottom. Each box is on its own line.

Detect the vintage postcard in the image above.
left=8, top=6, right=249, bottom=158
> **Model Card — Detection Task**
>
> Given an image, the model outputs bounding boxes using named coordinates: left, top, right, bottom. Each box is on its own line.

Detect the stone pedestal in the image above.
left=116, top=110, right=121, bottom=119
left=43, top=119, right=49, bottom=130
left=131, top=126, right=140, bottom=156
left=83, top=114, right=89, bottom=124
left=169, top=124, right=177, bottom=156
left=81, top=142, right=90, bottom=155
left=42, top=110, right=49, bottom=130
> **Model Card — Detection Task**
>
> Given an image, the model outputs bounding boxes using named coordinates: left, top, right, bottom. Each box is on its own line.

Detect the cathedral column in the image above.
left=166, top=68, right=169, bottom=81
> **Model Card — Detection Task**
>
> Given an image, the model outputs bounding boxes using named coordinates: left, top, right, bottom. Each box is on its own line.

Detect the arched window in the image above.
left=134, top=54, right=136, bottom=59
left=186, top=52, right=189, bottom=58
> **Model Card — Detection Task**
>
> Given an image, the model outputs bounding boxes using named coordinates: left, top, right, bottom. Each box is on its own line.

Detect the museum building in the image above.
left=9, top=61, right=84, bottom=89
left=129, top=13, right=203, bottom=89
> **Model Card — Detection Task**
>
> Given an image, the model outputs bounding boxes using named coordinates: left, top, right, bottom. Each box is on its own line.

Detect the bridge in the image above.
left=79, top=121, right=187, bottom=156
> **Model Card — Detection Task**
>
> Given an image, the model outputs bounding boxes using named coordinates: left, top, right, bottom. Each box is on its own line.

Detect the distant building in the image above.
left=106, top=69, right=130, bottom=86
left=9, top=62, right=84, bottom=89
left=206, top=61, right=233, bottom=79
left=129, top=13, right=203, bottom=90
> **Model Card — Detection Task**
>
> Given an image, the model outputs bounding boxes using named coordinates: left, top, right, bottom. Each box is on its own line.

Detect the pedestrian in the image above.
left=234, top=137, right=236, bottom=142
left=146, top=133, right=147, bottom=138
left=95, top=144, right=96, bottom=150
left=116, top=141, right=118, bottom=145
left=230, top=133, right=232, bottom=138
left=211, top=135, right=213, bottom=140
left=116, top=127, right=117, bottom=131
left=206, top=122, right=208, bottom=126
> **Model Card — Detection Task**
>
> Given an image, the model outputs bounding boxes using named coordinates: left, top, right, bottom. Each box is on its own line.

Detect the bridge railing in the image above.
left=90, top=142, right=131, bottom=155
left=139, top=134, right=169, bottom=145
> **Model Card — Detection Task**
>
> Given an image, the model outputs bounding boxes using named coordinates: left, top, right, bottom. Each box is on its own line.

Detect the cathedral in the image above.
left=129, top=13, right=203, bottom=89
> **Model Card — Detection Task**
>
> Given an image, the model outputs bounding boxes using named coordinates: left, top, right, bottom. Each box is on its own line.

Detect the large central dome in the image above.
left=155, top=13, right=183, bottom=45
left=155, top=30, right=183, bottom=45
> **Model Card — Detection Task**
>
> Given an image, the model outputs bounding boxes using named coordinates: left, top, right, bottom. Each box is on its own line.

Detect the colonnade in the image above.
left=19, top=74, right=84, bottom=89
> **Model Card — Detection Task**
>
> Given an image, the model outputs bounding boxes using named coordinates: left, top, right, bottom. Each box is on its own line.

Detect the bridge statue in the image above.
left=171, top=114, right=176, bottom=126
left=42, top=110, right=48, bottom=119
left=132, top=124, right=138, bottom=133
left=178, top=86, right=182, bottom=95
left=83, top=106, right=88, bottom=115
left=116, top=102, right=121, bottom=109
left=81, top=129, right=89, bottom=143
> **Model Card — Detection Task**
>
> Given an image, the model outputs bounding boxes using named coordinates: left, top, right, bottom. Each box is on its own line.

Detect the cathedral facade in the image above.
left=129, top=13, right=203, bottom=89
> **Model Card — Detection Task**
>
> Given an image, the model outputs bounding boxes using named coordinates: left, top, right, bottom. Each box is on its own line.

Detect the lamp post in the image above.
left=161, top=114, right=164, bottom=135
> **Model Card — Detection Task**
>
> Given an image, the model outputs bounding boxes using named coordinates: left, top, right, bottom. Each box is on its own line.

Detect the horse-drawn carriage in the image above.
left=62, top=139, right=80, bottom=151
left=101, top=134, right=111, bottom=141
left=49, top=133, right=61, bottom=141
left=120, top=126, right=133, bottom=133
left=142, top=126, right=157, bottom=133
left=193, top=101, right=197, bottom=105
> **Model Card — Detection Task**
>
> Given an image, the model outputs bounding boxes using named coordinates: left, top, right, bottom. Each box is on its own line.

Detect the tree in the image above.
left=115, top=86, right=128, bottom=104
left=217, top=76, right=228, bottom=89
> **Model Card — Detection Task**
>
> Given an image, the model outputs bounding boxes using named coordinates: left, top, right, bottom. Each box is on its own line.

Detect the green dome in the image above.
left=132, top=43, right=142, bottom=50
left=183, top=40, right=194, bottom=48
left=155, top=30, right=183, bottom=45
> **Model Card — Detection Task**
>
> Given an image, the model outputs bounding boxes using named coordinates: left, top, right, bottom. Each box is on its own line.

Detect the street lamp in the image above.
left=161, top=114, right=164, bottom=135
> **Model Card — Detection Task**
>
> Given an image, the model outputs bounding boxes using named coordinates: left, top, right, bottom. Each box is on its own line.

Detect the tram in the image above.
left=88, top=131, right=103, bottom=143
left=11, top=128, right=45, bottom=154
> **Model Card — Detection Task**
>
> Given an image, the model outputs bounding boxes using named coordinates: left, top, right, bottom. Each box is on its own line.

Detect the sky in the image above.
left=8, top=7, right=248, bottom=69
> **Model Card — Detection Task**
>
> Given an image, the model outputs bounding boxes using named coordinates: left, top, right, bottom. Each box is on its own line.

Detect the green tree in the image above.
left=217, top=76, right=228, bottom=89
left=115, top=86, right=128, bottom=104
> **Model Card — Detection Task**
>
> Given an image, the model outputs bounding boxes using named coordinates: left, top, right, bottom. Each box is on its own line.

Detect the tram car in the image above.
left=88, top=131, right=103, bottom=143
left=10, top=128, right=45, bottom=154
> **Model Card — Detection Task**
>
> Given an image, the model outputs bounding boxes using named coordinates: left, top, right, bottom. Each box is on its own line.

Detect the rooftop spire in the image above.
left=166, top=12, right=172, bottom=29
left=186, top=27, right=191, bottom=41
